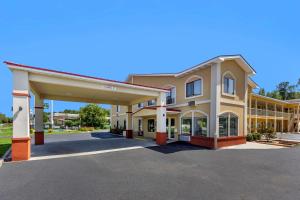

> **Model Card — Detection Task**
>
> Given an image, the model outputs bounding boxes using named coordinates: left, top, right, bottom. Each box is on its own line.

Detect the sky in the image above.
left=0, top=1, right=299, bottom=117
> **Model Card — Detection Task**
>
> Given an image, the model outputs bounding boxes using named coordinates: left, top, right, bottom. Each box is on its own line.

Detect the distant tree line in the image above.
left=258, top=78, right=300, bottom=100
left=0, top=113, right=12, bottom=124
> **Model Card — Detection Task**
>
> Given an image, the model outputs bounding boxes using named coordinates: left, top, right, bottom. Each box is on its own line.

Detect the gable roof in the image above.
left=126, top=54, right=256, bottom=82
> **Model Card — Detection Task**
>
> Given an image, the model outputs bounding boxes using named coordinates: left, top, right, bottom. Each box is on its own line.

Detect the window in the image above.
left=123, top=120, right=126, bottom=130
left=223, top=73, right=235, bottom=95
left=186, top=79, right=202, bottom=98
left=148, top=119, right=155, bottom=132
left=116, top=105, right=120, bottom=112
left=138, top=119, right=142, bottom=131
left=181, top=111, right=208, bottom=136
left=138, top=103, right=144, bottom=108
left=181, top=118, right=192, bottom=135
left=147, top=99, right=156, bottom=106
left=194, top=116, right=208, bottom=137
left=219, top=113, right=238, bottom=137
left=116, top=120, right=119, bottom=129
left=166, top=87, right=176, bottom=104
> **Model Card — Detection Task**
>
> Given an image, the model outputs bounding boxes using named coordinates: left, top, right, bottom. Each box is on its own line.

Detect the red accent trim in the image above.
left=34, top=106, right=44, bottom=109
left=4, top=61, right=169, bottom=91
left=190, top=136, right=246, bottom=149
left=12, top=92, right=30, bottom=97
left=12, top=137, right=31, bottom=161
left=125, top=130, right=133, bottom=139
left=132, top=106, right=181, bottom=115
left=156, top=132, right=167, bottom=145
left=217, top=136, right=246, bottom=148
left=34, top=131, right=44, bottom=145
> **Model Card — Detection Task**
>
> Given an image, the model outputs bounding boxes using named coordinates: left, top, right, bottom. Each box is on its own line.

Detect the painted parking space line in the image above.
left=29, top=144, right=157, bottom=161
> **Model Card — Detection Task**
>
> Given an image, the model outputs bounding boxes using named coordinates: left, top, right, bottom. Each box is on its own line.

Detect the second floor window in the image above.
left=223, top=74, right=235, bottom=95
left=138, top=103, right=144, bottom=108
left=116, top=105, right=120, bottom=112
left=186, top=79, right=202, bottom=98
left=147, top=99, right=156, bottom=106
left=166, top=87, right=176, bottom=104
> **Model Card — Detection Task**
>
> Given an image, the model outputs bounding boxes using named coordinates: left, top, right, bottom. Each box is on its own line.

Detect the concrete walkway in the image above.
left=221, top=142, right=286, bottom=150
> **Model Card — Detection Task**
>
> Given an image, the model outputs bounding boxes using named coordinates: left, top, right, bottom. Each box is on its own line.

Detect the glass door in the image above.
left=166, top=117, right=176, bottom=139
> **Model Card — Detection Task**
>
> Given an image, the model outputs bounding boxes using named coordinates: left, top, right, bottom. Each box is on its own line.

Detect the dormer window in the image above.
left=223, top=72, right=236, bottom=96
left=186, top=78, right=202, bottom=98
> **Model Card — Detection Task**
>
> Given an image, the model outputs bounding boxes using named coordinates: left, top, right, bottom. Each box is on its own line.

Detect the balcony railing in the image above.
left=249, top=108, right=292, bottom=118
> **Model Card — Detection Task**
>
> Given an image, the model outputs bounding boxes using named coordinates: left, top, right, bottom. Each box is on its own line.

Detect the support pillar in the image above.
left=265, top=102, right=268, bottom=128
left=274, top=104, right=277, bottom=133
left=125, top=105, right=133, bottom=138
left=11, top=70, right=31, bottom=161
left=156, top=92, right=167, bottom=145
left=210, top=62, right=221, bottom=149
left=297, top=104, right=300, bottom=133
left=282, top=105, right=284, bottom=133
left=255, top=99, right=258, bottom=132
left=34, top=95, right=44, bottom=145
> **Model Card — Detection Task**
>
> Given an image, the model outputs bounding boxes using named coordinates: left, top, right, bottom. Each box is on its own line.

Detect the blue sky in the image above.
left=1, top=1, right=299, bottom=116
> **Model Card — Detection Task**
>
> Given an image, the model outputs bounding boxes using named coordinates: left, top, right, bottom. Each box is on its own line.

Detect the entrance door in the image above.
left=166, top=117, right=176, bottom=139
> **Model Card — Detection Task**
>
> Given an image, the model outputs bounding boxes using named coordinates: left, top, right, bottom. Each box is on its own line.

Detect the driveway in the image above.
left=0, top=140, right=300, bottom=200
left=30, top=132, right=156, bottom=159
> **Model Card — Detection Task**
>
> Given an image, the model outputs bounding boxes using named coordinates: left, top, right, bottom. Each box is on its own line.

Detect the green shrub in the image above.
left=48, top=129, right=53, bottom=133
left=252, top=133, right=261, bottom=141
left=246, top=133, right=254, bottom=141
left=30, top=128, right=35, bottom=134
left=79, top=127, right=95, bottom=132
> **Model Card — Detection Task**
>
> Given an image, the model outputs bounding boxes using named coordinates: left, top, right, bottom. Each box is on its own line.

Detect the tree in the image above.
left=63, top=109, right=79, bottom=114
left=79, top=104, right=108, bottom=128
left=258, top=88, right=266, bottom=96
left=0, top=113, right=12, bottom=124
left=266, top=90, right=282, bottom=100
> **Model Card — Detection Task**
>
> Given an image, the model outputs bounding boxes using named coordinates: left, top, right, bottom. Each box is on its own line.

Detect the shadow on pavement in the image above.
left=90, top=132, right=123, bottom=139
left=147, top=141, right=209, bottom=154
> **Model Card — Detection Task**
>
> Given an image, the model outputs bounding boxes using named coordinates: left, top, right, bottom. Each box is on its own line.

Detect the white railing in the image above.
left=249, top=108, right=291, bottom=118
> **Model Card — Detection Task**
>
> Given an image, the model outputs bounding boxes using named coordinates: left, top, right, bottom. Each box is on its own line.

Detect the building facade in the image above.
left=111, top=55, right=300, bottom=148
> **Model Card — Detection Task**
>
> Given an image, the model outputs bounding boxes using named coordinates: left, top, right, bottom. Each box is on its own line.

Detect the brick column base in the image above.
left=126, top=130, right=133, bottom=139
left=35, top=131, right=44, bottom=145
left=156, top=132, right=167, bottom=145
left=12, top=137, right=31, bottom=161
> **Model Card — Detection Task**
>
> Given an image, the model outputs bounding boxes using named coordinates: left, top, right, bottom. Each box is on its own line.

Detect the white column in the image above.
left=12, top=70, right=31, bottom=161
left=156, top=92, right=167, bottom=145
left=265, top=102, right=268, bottom=128
left=249, top=94, right=252, bottom=133
left=244, top=73, right=248, bottom=136
left=125, top=105, right=133, bottom=138
left=255, top=99, right=258, bottom=132
left=274, top=104, right=277, bottom=133
left=34, top=95, right=44, bottom=145
left=282, top=105, right=284, bottom=133
left=210, top=62, right=221, bottom=149
left=297, top=104, right=300, bottom=133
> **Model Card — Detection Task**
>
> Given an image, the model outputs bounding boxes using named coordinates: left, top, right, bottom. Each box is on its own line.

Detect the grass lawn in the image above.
left=0, top=126, right=13, bottom=137
left=0, top=138, right=11, bottom=158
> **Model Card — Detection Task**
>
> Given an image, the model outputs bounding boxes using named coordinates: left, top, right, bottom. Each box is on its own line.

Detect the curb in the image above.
left=0, top=147, right=12, bottom=168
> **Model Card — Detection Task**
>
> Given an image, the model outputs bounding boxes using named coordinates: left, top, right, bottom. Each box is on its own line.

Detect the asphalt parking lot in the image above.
left=0, top=134, right=300, bottom=200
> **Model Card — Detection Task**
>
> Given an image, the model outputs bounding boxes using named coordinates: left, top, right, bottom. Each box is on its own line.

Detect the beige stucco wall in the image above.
left=221, top=60, right=246, bottom=102
left=131, top=66, right=211, bottom=105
